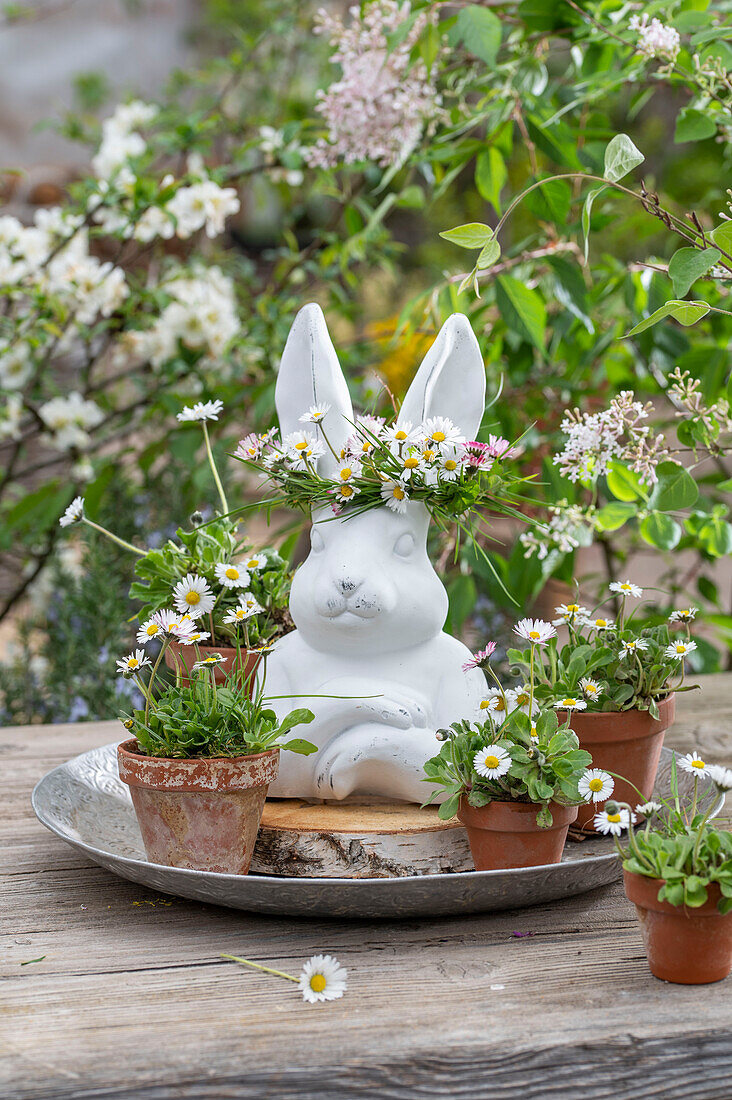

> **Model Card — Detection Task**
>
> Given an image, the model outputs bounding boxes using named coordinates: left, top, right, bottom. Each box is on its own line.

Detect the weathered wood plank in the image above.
left=1, top=676, right=730, bottom=1100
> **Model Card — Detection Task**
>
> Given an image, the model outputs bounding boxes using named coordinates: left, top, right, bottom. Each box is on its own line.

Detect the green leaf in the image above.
left=476, top=238, right=501, bottom=270
left=281, top=738, right=318, bottom=756
left=525, top=178, right=571, bottom=226
left=595, top=501, right=636, bottom=531
left=437, top=792, right=462, bottom=821
left=454, top=5, right=502, bottom=66
left=276, top=708, right=315, bottom=737
left=603, top=134, right=644, bottom=182
left=623, top=300, right=710, bottom=337
left=696, top=516, right=732, bottom=557
left=439, top=222, right=494, bottom=249
left=674, top=108, right=718, bottom=143
left=668, top=247, right=721, bottom=298
left=640, top=512, right=682, bottom=551
left=710, top=221, right=732, bottom=254
left=648, top=462, right=699, bottom=512
left=581, top=186, right=604, bottom=261
left=495, top=274, right=546, bottom=351
left=606, top=461, right=647, bottom=502
left=475, top=147, right=507, bottom=214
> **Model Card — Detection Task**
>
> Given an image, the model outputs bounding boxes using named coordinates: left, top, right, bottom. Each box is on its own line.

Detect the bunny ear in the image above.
left=397, top=314, right=485, bottom=439
left=276, top=303, right=354, bottom=475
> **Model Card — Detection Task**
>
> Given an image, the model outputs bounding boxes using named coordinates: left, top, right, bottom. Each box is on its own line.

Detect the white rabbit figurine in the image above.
left=265, top=303, right=487, bottom=803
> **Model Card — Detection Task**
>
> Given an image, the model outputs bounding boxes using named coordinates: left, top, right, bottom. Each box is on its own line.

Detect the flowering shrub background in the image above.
left=1, top=0, right=732, bottom=722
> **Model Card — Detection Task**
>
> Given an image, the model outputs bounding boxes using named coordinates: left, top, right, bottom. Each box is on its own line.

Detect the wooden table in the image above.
left=3, top=675, right=731, bottom=1100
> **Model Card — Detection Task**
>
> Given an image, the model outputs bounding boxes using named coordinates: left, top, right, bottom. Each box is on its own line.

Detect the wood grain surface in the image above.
left=2, top=675, right=731, bottom=1100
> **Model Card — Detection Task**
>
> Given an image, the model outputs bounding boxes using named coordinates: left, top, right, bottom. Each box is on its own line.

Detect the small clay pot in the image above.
left=558, top=695, right=675, bottom=832
left=457, top=798, right=578, bottom=871
left=164, top=641, right=260, bottom=693
left=117, top=739, right=279, bottom=874
left=624, top=870, right=732, bottom=984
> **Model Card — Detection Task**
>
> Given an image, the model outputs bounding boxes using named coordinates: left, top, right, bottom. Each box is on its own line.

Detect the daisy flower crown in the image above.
left=235, top=409, right=526, bottom=527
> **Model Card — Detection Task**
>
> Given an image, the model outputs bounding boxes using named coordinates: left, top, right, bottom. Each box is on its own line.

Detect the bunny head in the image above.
left=275, top=303, right=486, bottom=656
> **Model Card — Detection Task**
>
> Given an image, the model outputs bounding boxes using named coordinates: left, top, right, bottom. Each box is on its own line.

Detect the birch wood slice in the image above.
left=251, top=799, right=473, bottom=878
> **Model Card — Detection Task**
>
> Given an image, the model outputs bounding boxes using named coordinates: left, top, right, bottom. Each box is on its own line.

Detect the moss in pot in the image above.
left=116, top=640, right=316, bottom=874
left=508, top=584, right=699, bottom=831
left=609, top=757, right=732, bottom=984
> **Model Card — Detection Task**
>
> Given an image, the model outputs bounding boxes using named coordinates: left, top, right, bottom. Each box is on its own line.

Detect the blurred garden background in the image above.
left=1, top=0, right=731, bottom=725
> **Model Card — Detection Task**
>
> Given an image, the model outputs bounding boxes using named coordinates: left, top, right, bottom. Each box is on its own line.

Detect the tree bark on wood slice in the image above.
left=251, top=799, right=473, bottom=878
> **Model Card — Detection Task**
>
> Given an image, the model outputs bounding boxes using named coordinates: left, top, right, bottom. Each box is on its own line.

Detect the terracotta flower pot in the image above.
left=624, top=870, right=732, bottom=984
left=457, top=798, right=578, bottom=870
left=164, top=641, right=260, bottom=693
left=117, top=739, right=279, bottom=874
left=558, top=695, right=675, bottom=832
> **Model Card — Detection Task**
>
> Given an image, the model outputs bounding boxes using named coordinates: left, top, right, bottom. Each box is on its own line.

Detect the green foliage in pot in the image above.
left=423, top=708, right=592, bottom=827
left=612, top=755, right=732, bottom=913
left=508, top=583, right=699, bottom=718
left=119, top=643, right=316, bottom=759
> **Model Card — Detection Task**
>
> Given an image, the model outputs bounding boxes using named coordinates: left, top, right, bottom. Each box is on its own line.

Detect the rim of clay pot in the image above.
left=557, top=693, right=675, bottom=741
left=458, top=798, right=578, bottom=832
left=117, top=738, right=279, bottom=792
left=623, top=868, right=724, bottom=917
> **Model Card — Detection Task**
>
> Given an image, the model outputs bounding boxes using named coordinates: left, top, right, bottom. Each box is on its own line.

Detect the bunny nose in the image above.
left=337, top=575, right=361, bottom=596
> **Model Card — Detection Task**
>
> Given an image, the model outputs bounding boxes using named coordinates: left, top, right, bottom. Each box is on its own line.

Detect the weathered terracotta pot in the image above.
left=624, top=870, right=732, bottom=984
left=558, top=695, right=675, bottom=832
left=457, top=798, right=578, bottom=870
left=164, top=641, right=260, bottom=692
left=117, top=739, right=279, bottom=874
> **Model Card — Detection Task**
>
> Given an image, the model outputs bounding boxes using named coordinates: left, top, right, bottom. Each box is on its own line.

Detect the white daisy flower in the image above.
left=170, top=615, right=197, bottom=638
left=530, top=724, right=539, bottom=741
left=380, top=479, right=409, bottom=513
left=665, top=640, right=697, bottom=660
left=477, top=688, right=515, bottom=718
left=473, top=744, right=512, bottom=779
left=282, top=430, right=325, bottom=470
left=593, top=807, right=635, bottom=835
left=222, top=599, right=263, bottom=625
left=399, top=450, right=425, bottom=481
left=707, top=764, right=732, bottom=791
left=334, top=482, right=360, bottom=503
left=176, top=399, right=224, bottom=423
left=514, top=618, right=557, bottom=646
left=59, top=496, right=85, bottom=527
left=335, top=459, right=363, bottom=484
left=172, top=573, right=215, bottom=619
left=581, top=616, right=615, bottom=632
left=136, top=618, right=164, bottom=645
left=554, top=696, right=587, bottom=712
left=579, top=677, right=602, bottom=701
left=636, top=800, right=663, bottom=815
left=152, top=608, right=181, bottom=633
left=177, top=630, right=211, bottom=646
left=192, top=653, right=227, bottom=672
left=578, top=768, right=614, bottom=803
left=299, top=402, right=332, bottom=424
left=609, top=579, right=643, bottom=599
left=298, top=954, right=348, bottom=1004
left=381, top=421, right=420, bottom=452
left=421, top=415, right=465, bottom=450
left=116, top=649, right=151, bottom=676
left=436, top=446, right=463, bottom=481
left=669, top=607, right=697, bottom=624
left=214, top=562, right=251, bottom=589
left=620, top=638, right=649, bottom=657
left=553, top=602, right=588, bottom=625
left=677, top=752, right=708, bottom=775
left=512, top=683, right=539, bottom=717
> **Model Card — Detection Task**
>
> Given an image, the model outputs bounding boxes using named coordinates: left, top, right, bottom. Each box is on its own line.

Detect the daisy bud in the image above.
left=190, top=510, right=204, bottom=526
left=604, top=800, right=619, bottom=816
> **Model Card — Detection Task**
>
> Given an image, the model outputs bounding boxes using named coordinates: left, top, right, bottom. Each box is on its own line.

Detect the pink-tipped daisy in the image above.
left=462, top=642, right=497, bottom=671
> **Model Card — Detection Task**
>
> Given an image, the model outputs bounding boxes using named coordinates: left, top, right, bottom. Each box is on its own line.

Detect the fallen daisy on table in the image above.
left=221, top=953, right=347, bottom=1004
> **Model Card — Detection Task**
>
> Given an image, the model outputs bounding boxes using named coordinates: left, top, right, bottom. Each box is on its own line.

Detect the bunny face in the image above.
left=289, top=502, right=448, bottom=655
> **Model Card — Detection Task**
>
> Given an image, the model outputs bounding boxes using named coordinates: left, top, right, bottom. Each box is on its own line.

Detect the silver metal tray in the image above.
left=32, top=742, right=722, bottom=919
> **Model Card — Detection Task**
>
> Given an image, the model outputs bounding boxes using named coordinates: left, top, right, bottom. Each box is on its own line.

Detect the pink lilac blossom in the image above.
left=629, top=14, right=680, bottom=64
left=553, top=391, right=674, bottom=486
left=306, top=1, right=442, bottom=169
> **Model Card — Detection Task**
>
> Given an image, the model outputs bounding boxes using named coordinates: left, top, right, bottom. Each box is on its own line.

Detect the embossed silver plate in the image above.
left=32, top=742, right=722, bottom=919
